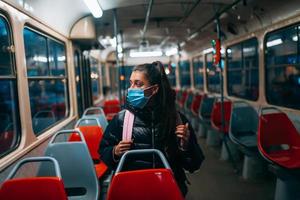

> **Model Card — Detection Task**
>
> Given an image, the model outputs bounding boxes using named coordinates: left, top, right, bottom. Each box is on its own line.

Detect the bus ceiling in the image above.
left=4, top=0, right=300, bottom=53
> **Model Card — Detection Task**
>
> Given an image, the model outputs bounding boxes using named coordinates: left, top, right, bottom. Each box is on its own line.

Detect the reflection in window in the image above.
left=164, top=63, right=176, bottom=87
left=24, top=28, right=69, bottom=135
left=206, top=53, right=220, bottom=93
left=23, top=29, right=48, bottom=76
left=74, top=51, right=83, bottom=116
left=227, top=38, right=259, bottom=100
left=179, top=60, right=190, bottom=87
left=265, top=24, right=300, bottom=110
left=90, top=58, right=100, bottom=101
left=192, top=57, right=204, bottom=90
left=0, top=16, right=21, bottom=158
left=49, top=40, right=66, bottom=76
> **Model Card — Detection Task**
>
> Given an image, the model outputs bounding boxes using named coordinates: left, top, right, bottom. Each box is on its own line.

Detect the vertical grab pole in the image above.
left=113, top=9, right=122, bottom=105
left=216, top=17, right=239, bottom=173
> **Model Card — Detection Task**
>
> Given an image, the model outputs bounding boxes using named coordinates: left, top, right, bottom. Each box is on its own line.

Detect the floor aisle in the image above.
left=185, top=137, right=275, bottom=200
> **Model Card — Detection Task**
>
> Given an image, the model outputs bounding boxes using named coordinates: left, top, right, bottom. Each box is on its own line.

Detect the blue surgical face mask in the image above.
left=127, top=86, right=155, bottom=109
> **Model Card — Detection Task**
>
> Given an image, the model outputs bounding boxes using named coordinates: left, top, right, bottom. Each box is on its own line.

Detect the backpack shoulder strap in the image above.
left=122, top=110, right=135, bottom=141
left=176, top=111, right=183, bottom=125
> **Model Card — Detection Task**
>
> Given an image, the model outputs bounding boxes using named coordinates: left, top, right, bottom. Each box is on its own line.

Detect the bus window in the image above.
left=74, top=50, right=84, bottom=116
left=0, top=15, right=21, bottom=158
left=265, top=24, right=300, bottom=110
left=206, top=53, right=220, bottom=93
left=90, top=58, right=100, bottom=101
left=24, top=28, right=69, bottom=135
left=192, top=56, right=204, bottom=90
left=164, top=63, right=176, bottom=87
left=179, top=60, right=190, bottom=87
left=227, top=38, right=259, bottom=100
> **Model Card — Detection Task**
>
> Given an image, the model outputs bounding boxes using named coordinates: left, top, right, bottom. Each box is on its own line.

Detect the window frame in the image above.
left=226, top=37, right=259, bottom=101
left=23, top=25, right=70, bottom=135
left=0, top=13, right=21, bottom=158
left=205, top=52, right=220, bottom=93
left=192, top=56, right=204, bottom=90
left=264, top=22, right=300, bottom=110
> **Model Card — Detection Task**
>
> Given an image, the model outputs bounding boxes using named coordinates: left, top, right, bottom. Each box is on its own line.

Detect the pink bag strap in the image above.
left=122, top=110, right=135, bottom=141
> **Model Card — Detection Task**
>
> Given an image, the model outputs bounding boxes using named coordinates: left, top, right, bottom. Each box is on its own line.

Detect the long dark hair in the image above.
left=132, top=61, right=177, bottom=145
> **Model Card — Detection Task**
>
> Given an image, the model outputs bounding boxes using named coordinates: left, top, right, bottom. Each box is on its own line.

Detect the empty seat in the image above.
left=258, top=107, right=300, bottom=200
left=229, top=102, right=267, bottom=180
left=82, top=107, right=108, bottom=131
left=178, top=90, right=188, bottom=109
left=72, top=117, right=108, bottom=178
left=229, top=101, right=259, bottom=156
left=258, top=108, right=300, bottom=169
left=103, top=99, right=121, bottom=121
left=0, top=157, right=67, bottom=200
left=106, top=149, right=184, bottom=200
left=190, top=93, right=204, bottom=132
left=184, top=91, right=194, bottom=116
left=210, top=100, right=232, bottom=134
left=191, top=93, right=204, bottom=117
left=40, top=130, right=99, bottom=200
left=199, top=96, right=215, bottom=124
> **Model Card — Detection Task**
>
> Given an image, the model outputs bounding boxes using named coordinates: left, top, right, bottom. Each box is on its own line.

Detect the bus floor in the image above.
left=185, top=137, right=276, bottom=200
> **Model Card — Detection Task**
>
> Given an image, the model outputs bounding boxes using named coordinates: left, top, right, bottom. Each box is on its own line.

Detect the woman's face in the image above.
left=129, top=71, right=150, bottom=89
left=129, top=71, right=158, bottom=97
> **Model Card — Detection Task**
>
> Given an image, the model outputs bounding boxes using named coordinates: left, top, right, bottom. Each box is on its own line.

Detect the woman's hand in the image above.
left=175, top=123, right=190, bottom=150
left=114, top=140, right=133, bottom=157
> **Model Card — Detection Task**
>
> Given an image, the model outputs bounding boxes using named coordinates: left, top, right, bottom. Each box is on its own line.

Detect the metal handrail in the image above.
left=75, top=117, right=101, bottom=127
left=115, top=149, right=171, bottom=173
left=6, top=157, right=61, bottom=180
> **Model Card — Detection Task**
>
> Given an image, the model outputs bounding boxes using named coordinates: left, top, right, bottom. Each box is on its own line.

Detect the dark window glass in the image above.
left=24, top=28, right=69, bottom=135
left=0, top=16, right=21, bottom=158
left=206, top=53, right=220, bottom=93
left=179, top=60, right=190, bottom=87
left=23, top=28, right=48, bottom=76
left=0, top=17, right=12, bottom=75
left=49, top=40, right=66, bottom=76
left=90, top=58, right=100, bottom=101
left=227, top=38, right=259, bottom=100
left=74, top=51, right=83, bottom=116
left=164, top=63, right=176, bottom=87
left=265, top=25, right=300, bottom=109
left=193, top=57, right=204, bottom=90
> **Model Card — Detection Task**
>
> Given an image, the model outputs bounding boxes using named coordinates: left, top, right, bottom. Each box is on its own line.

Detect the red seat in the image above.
left=258, top=112, right=300, bottom=169
left=69, top=126, right=108, bottom=178
left=106, top=168, right=184, bottom=200
left=179, top=90, right=188, bottom=108
left=191, top=94, right=204, bottom=116
left=0, top=177, right=67, bottom=200
left=210, top=101, right=232, bottom=134
left=103, top=99, right=121, bottom=121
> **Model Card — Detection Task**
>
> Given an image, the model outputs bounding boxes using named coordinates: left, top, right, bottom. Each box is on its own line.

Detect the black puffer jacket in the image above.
left=99, top=105, right=204, bottom=196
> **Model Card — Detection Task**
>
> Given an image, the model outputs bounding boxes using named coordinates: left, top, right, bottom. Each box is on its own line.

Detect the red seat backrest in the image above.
left=106, top=169, right=184, bottom=200
left=258, top=113, right=300, bottom=155
left=211, top=101, right=232, bottom=133
left=0, top=177, right=67, bottom=200
left=69, top=126, right=103, bottom=161
left=191, top=94, right=204, bottom=114
left=103, top=100, right=121, bottom=115
left=179, top=90, right=188, bottom=107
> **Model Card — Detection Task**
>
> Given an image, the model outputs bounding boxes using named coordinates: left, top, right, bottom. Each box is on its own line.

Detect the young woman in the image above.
left=99, top=61, right=204, bottom=196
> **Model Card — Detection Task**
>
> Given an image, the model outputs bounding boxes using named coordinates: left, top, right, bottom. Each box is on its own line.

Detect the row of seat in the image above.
left=175, top=89, right=300, bottom=200
left=0, top=105, right=112, bottom=200
left=0, top=101, right=184, bottom=200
